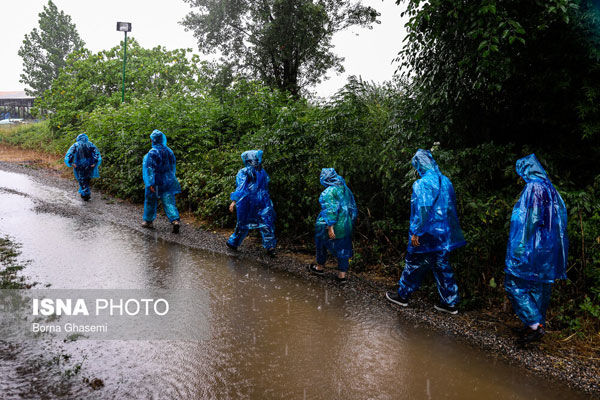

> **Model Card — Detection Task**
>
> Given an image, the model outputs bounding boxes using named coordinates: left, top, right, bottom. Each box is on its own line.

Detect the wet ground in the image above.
left=0, top=165, right=596, bottom=399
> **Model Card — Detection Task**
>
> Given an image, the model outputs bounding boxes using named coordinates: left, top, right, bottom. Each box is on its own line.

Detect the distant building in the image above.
left=0, top=91, right=35, bottom=120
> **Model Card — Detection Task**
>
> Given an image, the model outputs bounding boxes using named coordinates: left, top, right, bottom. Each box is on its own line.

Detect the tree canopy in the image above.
left=18, top=0, right=85, bottom=97
left=181, top=0, right=379, bottom=96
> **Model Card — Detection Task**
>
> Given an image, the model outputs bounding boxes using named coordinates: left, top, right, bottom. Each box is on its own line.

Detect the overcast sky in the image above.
left=1, top=0, right=407, bottom=97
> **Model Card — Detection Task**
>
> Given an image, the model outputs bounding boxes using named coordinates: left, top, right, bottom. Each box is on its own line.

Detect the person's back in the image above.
left=227, top=150, right=277, bottom=254
left=64, top=133, right=101, bottom=200
left=141, top=130, right=181, bottom=233
left=408, top=152, right=465, bottom=254
left=387, top=149, right=464, bottom=314
left=504, top=153, right=568, bottom=343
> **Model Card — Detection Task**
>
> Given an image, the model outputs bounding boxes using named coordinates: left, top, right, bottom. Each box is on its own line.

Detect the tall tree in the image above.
left=18, top=0, right=85, bottom=97
left=181, top=0, right=379, bottom=96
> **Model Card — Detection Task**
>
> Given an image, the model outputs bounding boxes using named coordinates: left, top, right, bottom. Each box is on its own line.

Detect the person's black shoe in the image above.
left=308, top=264, right=325, bottom=275
left=141, top=221, right=154, bottom=229
left=335, top=275, right=348, bottom=284
left=511, top=326, right=530, bottom=336
left=172, top=221, right=180, bottom=234
left=385, top=291, right=409, bottom=307
left=226, top=241, right=237, bottom=251
left=434, top=303, right=458, bottom=315
left=81, top=195, right=90, bottom=201
left=266, top=248, right=277, bottom=257
left=517, top=325, right=546, bottom=344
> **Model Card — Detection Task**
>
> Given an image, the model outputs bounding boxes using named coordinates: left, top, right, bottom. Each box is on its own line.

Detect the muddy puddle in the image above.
left=0, top=169, right=590, bottom=399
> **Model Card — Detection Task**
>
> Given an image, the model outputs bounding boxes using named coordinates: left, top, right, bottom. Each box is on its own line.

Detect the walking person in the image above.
left=141, top=129, right=181, bottom=233
left=309, top=168, right=357, bottom=283
left=64, top=133, right=101, bottom=201
left=504, top=154, right=568, bottom=344
left=386, top=149, right=466, bottom=314
left=227, top=150, right=277, bottom=255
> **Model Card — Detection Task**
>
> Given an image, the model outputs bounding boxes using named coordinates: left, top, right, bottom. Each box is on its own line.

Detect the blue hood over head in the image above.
left=320, top=168, right=345, bottom=187
left=516, top=154, right=549, bottom=183
left=150, top=129, right=167, bottom=147
left=76, top=133, right=89, bottom=142
left=412, top=149, right=440, bottom=177
left=241, top=150, right=263, bottom=168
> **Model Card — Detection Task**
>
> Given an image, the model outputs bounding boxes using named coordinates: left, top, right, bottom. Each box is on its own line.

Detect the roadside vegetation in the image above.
left=3, top=0, right=599, bottom=342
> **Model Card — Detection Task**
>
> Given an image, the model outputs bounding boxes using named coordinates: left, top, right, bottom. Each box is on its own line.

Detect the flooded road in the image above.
left=0, top=169, right=591, bottom=399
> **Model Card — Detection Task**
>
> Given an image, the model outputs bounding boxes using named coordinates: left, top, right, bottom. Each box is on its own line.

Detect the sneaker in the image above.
left=517, top=325, right=546, bottom=344
left=141, top=221, right=153, bottom=229
left=385, top=291, right=409, bottom=307
left=266, top=248, right=277, bottom=257
left=434, top=303, right=458, bottom=315
left=335, top=275, right=348, bottom=284
left=226, top=241, right=237, bottom=251
left=172, top=221, right=180, bottom=234
left=308, top=264, right=325, bottom=275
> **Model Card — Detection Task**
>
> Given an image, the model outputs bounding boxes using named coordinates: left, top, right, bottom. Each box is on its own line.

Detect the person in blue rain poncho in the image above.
left=227, top=150, right=277, bottom=255
left=386, top=149, right=466, bottom=314
left=505, top=154, right=568, bottom=344
left=141, top=130, right=181, bottom=233
left=309, top=168, right=358, bottom=283
left=64, top=133, right=101, bottom=201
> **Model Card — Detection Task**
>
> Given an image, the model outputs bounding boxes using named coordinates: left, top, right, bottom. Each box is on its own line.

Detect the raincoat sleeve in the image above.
left=91, top=145, right=102, bottom=179
left=142, top=153, right=155, bottom=188
left=409, top=180, right=433, bottom=236
left=510, top=185, right=547, bottom=258
left=319, top=187, right=340, bottom=226
left=230, top=169, right=249, bottom=202
left=64, top=143, right=76, bottom=168
left=348, top=188, right=358, bottom=222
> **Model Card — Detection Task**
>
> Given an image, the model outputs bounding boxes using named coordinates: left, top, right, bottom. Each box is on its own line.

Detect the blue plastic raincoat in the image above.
left=227, top=150, right=276, bottom=249
left=64, top=133, right=101, bottom=197
left=314, top=169, right=357, bottom=269
left=505, top=154, right=568, bottom=283
left=396, top=150, right=463, bottom=307
left=142, top=130, right=180, bottom=223
left=408, top=149, right=466, bottom=253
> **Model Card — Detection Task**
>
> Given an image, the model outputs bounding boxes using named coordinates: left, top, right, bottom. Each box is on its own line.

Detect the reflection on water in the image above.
left=0, top=170, right=589, bottom=399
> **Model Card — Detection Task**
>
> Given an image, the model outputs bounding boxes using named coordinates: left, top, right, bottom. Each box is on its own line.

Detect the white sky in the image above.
left=1, top=0, right=407, bottom=98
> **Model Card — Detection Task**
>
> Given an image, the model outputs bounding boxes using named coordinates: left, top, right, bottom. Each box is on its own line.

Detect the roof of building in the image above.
left=0, top=91, right=34, bottom=99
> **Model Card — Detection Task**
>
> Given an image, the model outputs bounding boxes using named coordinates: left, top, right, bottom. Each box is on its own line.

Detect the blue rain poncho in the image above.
left=142, top=130, right=181, bottom=196
left=228, top=150, right=276, bottom=249
left=505, top=154, right=568, bottom=283
left=64, top=133, right=101, bottom=180
left=315, top=168, right=357, bottom=239
left=314, top=168, right=358, bottom=265
left=408, top=149, right=466, bottom=254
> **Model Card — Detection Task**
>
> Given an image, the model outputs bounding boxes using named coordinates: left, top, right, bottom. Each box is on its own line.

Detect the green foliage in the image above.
left=181, top=0, right=380, bottom=96
left=18, top=0, right=85, bottom=97
left=33, top=39, right=210, bottom=136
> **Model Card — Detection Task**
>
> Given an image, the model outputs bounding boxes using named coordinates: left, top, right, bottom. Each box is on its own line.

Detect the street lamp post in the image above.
left=116, top=22, right=132, bottom=103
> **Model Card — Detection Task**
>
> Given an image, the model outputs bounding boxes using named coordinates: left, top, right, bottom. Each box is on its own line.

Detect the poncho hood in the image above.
left=516, top=154, right=550, bottom=183
left=412, top=149, right=440, bottom=177
left=150, top=129, right=167, bottom=147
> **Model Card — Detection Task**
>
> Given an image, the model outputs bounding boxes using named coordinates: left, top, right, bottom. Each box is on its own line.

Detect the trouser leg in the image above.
left=532, top=282, right=552, bottom=326
left=397, top=252, right=431, bottom=298
left=315, top=237, right=328, bottom=265
left=161, top=193, right=180, bottom=222
left=431, top=251, right=459, bottom=307
left=504, top=274, right=544, bottom=326
left=337, top=257, right=350, bottom=272
left=228, top=225, right=250, bottom=248
left=259, top=224, right=277, bottom=250
left=77, top=177, right=91, bottom=197
left=143, top=187, right=158, bottom=222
